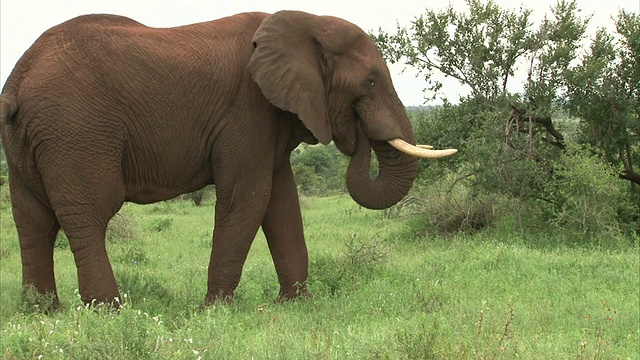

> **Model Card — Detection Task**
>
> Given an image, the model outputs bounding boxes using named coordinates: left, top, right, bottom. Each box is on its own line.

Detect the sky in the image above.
left=1, top=0, right=637, bottom=106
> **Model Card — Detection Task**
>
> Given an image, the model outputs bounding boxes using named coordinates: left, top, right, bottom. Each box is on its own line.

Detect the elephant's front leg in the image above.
left=205, top=177, right=272, bottom=304
left=261, top=161, right=310, bottom=301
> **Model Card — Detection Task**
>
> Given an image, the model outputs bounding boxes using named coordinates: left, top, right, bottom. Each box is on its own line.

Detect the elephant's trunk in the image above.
left=346, top=128, right=418, bottom=210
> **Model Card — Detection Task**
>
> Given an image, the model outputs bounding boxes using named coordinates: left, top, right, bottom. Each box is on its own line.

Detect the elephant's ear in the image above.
left=248, top=11, right=333, bottom=145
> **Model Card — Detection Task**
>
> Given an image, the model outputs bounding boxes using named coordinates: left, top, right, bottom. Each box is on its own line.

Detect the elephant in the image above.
left=0, top=10, right=456, bottom=307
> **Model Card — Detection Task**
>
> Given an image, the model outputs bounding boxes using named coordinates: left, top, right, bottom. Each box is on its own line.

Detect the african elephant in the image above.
left=0, top=11, right=456, bottom=306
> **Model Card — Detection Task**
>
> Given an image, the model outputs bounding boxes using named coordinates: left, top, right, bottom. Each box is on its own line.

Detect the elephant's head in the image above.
left=248, top=11, right=456, bottom=209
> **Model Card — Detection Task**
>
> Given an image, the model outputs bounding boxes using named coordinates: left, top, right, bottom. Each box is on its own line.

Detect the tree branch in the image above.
left=509, top=104, right=565, bottom=149
left=619, top=169, right=640, bottom=185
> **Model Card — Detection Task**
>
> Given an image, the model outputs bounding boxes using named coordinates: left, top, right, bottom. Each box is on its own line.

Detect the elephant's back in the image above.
left=55, top=14, right=144, bottom=29
left=3, top=14, right=145, bottom=99
left=5, top=11, right=267, bottom=100
left=11, top=13, right=146, bottom=68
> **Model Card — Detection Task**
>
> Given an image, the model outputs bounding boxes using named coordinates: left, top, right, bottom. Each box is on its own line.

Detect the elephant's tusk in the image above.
left=388, top=139, right=458, bottom=159
left=416, top=144, right=434, bottom=149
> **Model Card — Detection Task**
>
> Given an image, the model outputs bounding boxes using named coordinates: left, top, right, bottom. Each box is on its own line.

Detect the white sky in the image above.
left=1, top=0, right=637, bottom=105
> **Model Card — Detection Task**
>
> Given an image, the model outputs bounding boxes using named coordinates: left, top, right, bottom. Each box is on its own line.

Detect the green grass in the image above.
left=0, top=195, right=638, bottom=359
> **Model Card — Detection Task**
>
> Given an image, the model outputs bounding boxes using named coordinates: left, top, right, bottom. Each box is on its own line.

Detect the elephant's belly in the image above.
left=123, top=181, right=210, bottom=204
left=121, top=153, right=214, bottom=204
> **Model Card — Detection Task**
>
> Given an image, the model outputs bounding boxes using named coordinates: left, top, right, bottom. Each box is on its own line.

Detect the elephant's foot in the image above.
left=204, top=289, right=235, bottom=306
left=77, top=273, right=121, bottom=308
left=76, top=286, right=122, bottom=309
left=276, top=282, right=312, bottom=302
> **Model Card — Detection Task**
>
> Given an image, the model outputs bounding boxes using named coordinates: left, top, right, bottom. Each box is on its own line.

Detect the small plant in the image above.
left=116, top=271, right=174, bottom=306
left=547, top=144, right=628, bottom=240
left=0, top=183, right=10, bottom=209
left=577, top=300, right=619, bottom=359
left=474, top=302, right=516, bottom=359
left=308, top=253, right=344, bottom=296
left=147, top=217, right=173, bottom=232
left=19, top=286, right=59, bottom=314
left=148, top=202, right=173, bottom=214
left=394, top=317, right=440, bottom=359
left=411, top=187, right=501, bottom=236
left=382, top=195, right=422, bottom=219
left=0, top=244, right=10, bottom=260
left=116, top=243, right=149, bottom=265
left=310, top=234, right=391, bottom=297
left=182, top=185, right=215, bottom=206
left=342, top=233, right=391, bottom=268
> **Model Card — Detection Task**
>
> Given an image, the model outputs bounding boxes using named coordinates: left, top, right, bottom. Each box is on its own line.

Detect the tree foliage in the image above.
left=375, top=0, right=536, bottom=100
left=565, top=11, right=640, bottom=186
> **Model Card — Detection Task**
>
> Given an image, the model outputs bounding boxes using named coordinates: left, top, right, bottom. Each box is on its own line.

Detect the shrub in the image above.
left=291, top=143, right=347, bottom=195
left=546, top=144, right=630, bottom=239
left=292, top=163, right=326, bottom=194
left=182, top=185, right=215, bottom=206
left=394, top=317, right=440, bottom=359
left=19, top=286, right=59, bottom=314
left=106, top=212, right=140, bottom=243
left=342, top=233, right=391, bottom=269
left=112, top=243, right=149, bottom=266
left=404, top=184, right=502, bottom=237
left=0, top=182, right=9, bottom=210
left=309, top=234, right=391, bottom=297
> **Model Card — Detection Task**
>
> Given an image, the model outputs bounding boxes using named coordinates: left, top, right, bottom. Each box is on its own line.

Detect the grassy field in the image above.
left=0, top=194, right=638, bottom=359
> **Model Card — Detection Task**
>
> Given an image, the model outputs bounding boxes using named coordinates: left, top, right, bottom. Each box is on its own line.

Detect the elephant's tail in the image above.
left=0, top=93, right=18, bottom=126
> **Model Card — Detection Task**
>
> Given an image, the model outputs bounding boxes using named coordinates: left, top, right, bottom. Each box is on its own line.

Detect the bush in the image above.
left=54, top=232, right=70, bottom=249
left=106, top=212, right=140, bottom=243
left=342, top=233, right=391, bottom=268
left=292, top=163, right=327, bottom=194
left=291, top=143, right=347, bottom=195
left=0, top=182, right=9, bottom=210
left=181, top=185, right=215, bottom=206
left=146, top=217, right=173, bottom=233
left=309, top=234, right=390, bottom=297
left=408, top=105, right=637, bottom=242
left=546, top=144, right=631, bottom=239
left=408, top=186, right=502, bottom=237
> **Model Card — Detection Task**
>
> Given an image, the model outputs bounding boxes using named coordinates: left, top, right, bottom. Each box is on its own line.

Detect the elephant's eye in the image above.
left=366, top=78, right=376, bottom=89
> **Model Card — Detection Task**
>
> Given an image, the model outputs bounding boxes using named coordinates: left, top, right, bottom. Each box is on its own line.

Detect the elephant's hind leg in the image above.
left=41, top=150, right=125, bottom=305
left=56, top=205, right=121, bottom=306
left=8, top=175, right=61, bottom=309
left=53, top=190, right=124, bottom=305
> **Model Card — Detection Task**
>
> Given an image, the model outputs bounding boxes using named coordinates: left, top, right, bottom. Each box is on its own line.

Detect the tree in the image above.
left=374, top=0, right=638, bottom=235
left=565, top=11, right=640, bottom=189
left=374, top=0, right=586, bottom=200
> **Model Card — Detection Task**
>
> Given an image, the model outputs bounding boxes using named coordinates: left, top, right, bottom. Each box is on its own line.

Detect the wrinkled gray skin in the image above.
left=0, top=11, right=419, bottom=306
